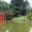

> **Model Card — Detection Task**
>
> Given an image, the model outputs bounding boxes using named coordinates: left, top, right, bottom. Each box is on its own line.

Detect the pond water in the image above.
left=5, top=30, right=9, bottom=32
left=29, top=28, right=32, bottom=32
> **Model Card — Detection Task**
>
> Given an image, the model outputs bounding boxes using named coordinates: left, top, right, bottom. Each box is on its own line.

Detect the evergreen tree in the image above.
left=10, top=0, right=29, bottom=16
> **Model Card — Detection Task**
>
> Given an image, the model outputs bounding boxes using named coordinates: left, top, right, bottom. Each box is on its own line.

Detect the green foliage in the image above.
left=10, top=0, right=29, bottom=16
left=5, top=10, right=14, bottom=20
left=26, top=12, right=32, bottom=20
left=0, top=1, right=10, bottom=11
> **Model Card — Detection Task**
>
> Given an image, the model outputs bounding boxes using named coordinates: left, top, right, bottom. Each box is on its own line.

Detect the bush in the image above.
left=26, top=12, right=32, bottom=20
left=5, top=10, right=14, bottom=20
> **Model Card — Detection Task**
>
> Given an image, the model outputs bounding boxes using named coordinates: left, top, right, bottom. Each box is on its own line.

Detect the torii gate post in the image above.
left=0, top=11, right=6, bottom=29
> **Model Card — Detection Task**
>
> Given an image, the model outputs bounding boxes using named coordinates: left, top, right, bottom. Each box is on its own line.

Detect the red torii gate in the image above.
left=0, top=11, right=6, bottom=29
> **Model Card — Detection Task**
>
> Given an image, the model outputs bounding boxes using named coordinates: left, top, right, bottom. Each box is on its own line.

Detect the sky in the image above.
left=28, top=0, right=32, bottom=7
left=2, top=0, right=32, bottom=7
left=3, top=0, right=11, bottom=4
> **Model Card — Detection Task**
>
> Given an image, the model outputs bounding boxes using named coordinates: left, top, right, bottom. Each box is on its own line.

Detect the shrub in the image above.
left=5, top=10, right=14, bottom=20
left=26, top=12, right=32, bottom=20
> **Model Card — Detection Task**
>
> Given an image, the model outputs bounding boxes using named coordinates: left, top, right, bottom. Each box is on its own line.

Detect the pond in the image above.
left=29, top=28, right=32, bottom=32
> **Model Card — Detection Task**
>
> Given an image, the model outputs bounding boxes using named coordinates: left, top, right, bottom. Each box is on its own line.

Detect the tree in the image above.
left=0, top=1, right=10, bottom=11
left=10, top=0, right=29, bottom=16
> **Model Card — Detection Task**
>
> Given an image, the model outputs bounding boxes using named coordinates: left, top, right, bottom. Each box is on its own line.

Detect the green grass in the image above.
left=0, top=20, right=32, bottom=32
left=12, top=16, right=27, bottom=20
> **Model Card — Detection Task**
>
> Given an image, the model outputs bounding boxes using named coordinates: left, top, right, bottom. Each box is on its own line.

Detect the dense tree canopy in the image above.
left=0, top=0, right=10, bottom=11
left=10, top=0, right=29, bottom=16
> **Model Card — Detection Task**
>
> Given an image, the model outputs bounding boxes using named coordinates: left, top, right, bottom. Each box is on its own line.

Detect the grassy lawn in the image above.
left=0, top=20, right=32, bottom=32
left=12, top=16, right=27, bottom=20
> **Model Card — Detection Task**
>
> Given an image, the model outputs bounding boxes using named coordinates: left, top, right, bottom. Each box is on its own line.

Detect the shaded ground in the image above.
left=0, top=20, right=32, bottom=32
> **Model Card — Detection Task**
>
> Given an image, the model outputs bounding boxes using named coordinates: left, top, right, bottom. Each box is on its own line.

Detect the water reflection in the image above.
left=29, top=28, right=32, bottom=32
